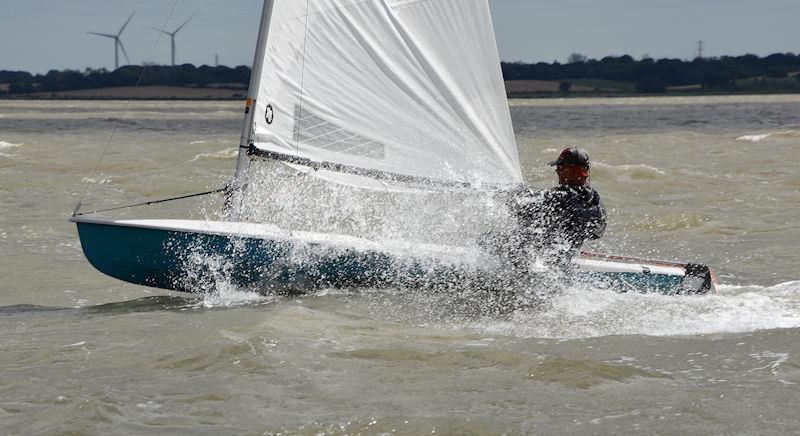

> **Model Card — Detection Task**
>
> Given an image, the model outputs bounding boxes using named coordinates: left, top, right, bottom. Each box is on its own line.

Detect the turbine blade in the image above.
left=118, top=11, right=136, bottom=36
left=145, top=25, right=169, bottom=34
left=174, top=12, right=197, bottom=34
left=118, top=40, right=131, bottom=65
left=87, top=31, right=116, bottom=38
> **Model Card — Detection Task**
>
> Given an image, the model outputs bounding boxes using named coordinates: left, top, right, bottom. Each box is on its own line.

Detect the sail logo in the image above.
left=265, top=104, right=274, bottom=124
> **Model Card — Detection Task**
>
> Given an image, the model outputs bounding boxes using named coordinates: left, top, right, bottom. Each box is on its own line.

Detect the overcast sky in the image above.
left=2, top=0, right=797, bottom=73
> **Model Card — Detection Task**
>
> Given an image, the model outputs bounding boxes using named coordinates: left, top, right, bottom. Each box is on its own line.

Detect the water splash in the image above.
left=240, top=160, right=512, bottom=247
left=355, top=271, right=800, bottom=340
left=472, top=280, right=800, bottom=339
left=169, top=237, right=276, bottom=309
left=199, top=282, right=277, bottom=309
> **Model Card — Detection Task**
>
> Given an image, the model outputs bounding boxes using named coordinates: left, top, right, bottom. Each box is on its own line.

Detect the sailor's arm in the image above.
left=587, top=194, right=607, bottom=240
left=504, top=185, right=546, bottom=219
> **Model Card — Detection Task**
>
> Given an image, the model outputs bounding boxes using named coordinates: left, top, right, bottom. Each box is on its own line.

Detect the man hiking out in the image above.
left=503, top=147, right=607, bottom=268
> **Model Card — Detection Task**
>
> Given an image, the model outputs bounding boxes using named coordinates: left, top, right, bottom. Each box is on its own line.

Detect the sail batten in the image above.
left=252, top=0, right=521, bottom=187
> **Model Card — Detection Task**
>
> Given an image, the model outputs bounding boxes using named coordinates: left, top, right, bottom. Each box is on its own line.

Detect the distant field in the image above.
left=566, top=79, right=637, bottom=92
left=667, top=84, right=703, bottom=91
left=504, top=80, right=595, bottom=94
left=504, top=79, right=635, bottom=96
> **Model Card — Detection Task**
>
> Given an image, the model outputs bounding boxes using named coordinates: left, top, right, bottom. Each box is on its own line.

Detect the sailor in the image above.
left=505, top=147, right=607, bottom=267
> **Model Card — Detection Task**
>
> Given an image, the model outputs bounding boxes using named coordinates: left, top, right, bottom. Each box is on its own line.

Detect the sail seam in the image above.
left=295, top=0, right=312, bottom=155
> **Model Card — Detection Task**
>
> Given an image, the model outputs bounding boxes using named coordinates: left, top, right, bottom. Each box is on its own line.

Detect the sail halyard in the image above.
left=230, top=0, right=277, bottom=220
left=249, top=0, right=522, bottom=188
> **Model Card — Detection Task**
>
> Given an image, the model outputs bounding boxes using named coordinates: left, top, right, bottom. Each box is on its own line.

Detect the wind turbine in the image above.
left=147, top=13, right=197, bottom=66
left=88, top=11, right=136, bottom=70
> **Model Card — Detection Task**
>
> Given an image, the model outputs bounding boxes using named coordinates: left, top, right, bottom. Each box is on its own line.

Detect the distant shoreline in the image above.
left=0, top=86, right=246, bottom=101
left=1, top=83, right=799, bottom=101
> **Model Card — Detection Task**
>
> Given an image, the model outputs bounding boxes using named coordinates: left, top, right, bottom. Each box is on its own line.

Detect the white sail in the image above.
left=250, top=0, right=522, bottom=187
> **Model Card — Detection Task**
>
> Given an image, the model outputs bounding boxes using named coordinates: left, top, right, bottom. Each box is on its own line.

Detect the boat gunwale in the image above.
left=69, top=216, right=487, bottom=264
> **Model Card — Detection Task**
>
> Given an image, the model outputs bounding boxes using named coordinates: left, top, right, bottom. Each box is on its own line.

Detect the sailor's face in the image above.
left=557, top=165, right=589, bottom=186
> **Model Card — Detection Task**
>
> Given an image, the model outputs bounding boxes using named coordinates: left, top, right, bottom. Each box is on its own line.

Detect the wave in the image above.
left=592, top=161, right=666, bottom=180
left=627, top=212, right=711, bottom=232
left=736, top=130, right=800, bottom=142
left=190, top=148, right=238, bottom=162
left=0, top=140, right=22, bottom=150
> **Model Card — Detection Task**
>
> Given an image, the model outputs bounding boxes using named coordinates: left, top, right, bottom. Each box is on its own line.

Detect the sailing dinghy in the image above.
left=72, top=0, right=719, bottom=295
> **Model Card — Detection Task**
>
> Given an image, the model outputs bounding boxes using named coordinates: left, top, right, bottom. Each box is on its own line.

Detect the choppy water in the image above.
left=1, top=96, right=800, bottom=434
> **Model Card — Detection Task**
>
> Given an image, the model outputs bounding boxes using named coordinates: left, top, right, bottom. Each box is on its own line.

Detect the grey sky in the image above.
left=1, top=0, right=798, bottom=73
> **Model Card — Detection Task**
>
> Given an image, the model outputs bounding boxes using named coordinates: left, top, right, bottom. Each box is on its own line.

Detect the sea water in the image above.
left=1, top=96, right=800, bottom=434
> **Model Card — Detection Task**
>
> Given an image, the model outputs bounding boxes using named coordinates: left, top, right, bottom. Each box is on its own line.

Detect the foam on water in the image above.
left=80, top=176, right=113, bottom=184
left=737, top=133, right=774, bottom=142
left=469, top=280, right=800, bottom=339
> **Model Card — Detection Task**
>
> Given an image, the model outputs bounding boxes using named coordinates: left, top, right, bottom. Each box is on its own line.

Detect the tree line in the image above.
left=2, top=52, right=800, bottom=96
left=502, top=52, right=800, bottom=93
left=0, top=64, right=250, bottom=94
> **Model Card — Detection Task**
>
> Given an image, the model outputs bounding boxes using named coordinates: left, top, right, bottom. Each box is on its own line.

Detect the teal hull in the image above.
left=74, top=219, right=416, bottom=293
left=73, top=218, right=707, bottom=295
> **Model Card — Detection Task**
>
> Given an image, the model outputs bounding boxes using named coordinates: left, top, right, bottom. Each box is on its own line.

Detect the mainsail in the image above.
left=248, top=0, right=522, bottom=187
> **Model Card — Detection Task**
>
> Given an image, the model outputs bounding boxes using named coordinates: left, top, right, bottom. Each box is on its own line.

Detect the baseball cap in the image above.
left=549, top=147, right=590, bottom=167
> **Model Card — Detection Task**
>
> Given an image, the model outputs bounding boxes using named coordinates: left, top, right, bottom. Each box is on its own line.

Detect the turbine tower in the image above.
left=87, top=11, right=136, bottom=70
left=147, top=13, right=197, bottom=66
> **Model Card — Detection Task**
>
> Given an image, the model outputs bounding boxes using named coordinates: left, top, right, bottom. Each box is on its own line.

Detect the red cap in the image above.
left=549, top=147, right=590, bottom=168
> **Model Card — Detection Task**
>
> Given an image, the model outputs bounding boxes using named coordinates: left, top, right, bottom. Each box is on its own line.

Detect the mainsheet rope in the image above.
left=73, top=0, right=182, bottom=217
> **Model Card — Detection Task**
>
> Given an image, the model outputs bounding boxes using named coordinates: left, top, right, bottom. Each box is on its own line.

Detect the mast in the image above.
left=230, top=0, right=276, bottom=220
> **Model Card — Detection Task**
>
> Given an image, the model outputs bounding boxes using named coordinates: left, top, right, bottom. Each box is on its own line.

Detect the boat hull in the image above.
left=72, top=218, right=716, bottom=295
left=73, top=219, right=426, bottom=293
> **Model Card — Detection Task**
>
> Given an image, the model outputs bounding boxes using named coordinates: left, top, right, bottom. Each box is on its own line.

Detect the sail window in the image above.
left=293, top=105, right=386, bottom=160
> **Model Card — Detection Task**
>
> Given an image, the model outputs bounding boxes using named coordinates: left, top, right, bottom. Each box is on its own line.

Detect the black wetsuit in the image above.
left=506, top=184, right=607, bottom=264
